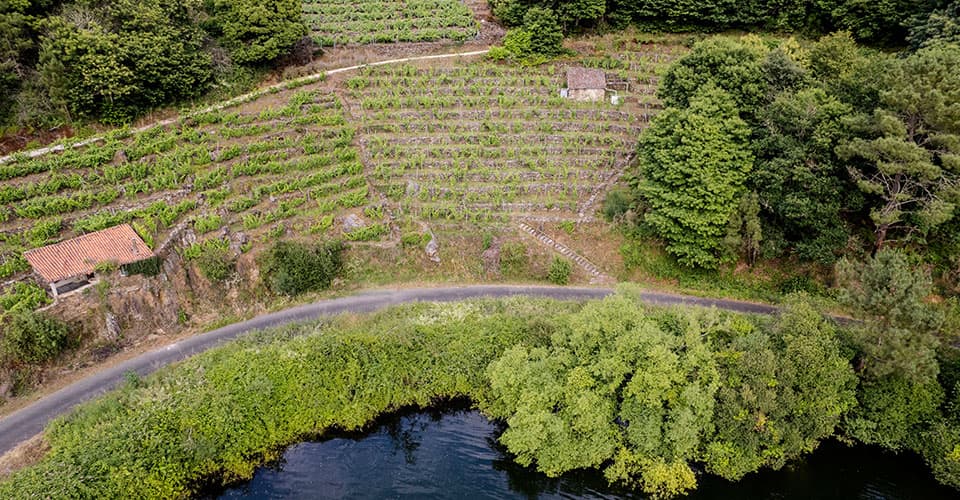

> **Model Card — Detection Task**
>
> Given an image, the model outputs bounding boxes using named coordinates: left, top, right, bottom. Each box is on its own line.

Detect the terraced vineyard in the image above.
left=344, top=61, right=660, bottom=224
left=0, top=36, right=686, bottom=283
left=0, top=89, right=373, bottom=280
left=303, top=0, right=478, bottom=46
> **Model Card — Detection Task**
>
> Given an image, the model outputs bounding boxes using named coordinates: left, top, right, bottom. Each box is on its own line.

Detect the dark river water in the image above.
left=218, top=403, right=958, bottom=499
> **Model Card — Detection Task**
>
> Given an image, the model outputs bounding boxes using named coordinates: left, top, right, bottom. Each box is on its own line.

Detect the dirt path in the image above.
left=0, top=49, right=490, bottom=166
left=0, top=284, right=783, bottom=457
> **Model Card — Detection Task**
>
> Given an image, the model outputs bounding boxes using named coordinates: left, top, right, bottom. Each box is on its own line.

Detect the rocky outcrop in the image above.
left=425, top=231, right=440, bottom=263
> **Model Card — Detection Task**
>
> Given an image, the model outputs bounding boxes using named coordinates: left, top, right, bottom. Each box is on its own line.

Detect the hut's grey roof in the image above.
left=566, top=67, right=606, bottom=90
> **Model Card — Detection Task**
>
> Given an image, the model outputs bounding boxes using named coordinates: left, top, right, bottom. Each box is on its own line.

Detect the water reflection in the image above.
left=218, top=402, right=956, bottom=499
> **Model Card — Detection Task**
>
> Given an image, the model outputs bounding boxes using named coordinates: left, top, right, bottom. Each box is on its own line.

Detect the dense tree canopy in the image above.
left=836, top=249, right=943, bottom=382
left=658, top=36, right=768, bottom=117
left=753, top=88, right=857, bottom=262
left=207, top=0, right=306, bottom=65
left=909, top=2, right=960, bottom=50
left=1, top=0, right=306, bottom=125
left=0, top=0, right=37, bottom=121
left=839, top=45, right=960, bottom=249
left=629, top=34, right=960, bottom=271
left=37, top=0, right=213, bottom=123
left=483, top=289, right=856, bottom=498
left=490, top=0, right=944, bottom=44
left=634, top=85, right=754, bottom=268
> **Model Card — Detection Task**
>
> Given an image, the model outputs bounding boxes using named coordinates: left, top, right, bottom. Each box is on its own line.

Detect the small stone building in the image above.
left=565, top=67, right=606, bottom=101
left=24, top=224, right=153, bottom=297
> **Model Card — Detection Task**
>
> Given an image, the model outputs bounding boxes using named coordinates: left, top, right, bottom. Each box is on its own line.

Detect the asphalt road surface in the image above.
left=0, top=285, right=779, bottom=456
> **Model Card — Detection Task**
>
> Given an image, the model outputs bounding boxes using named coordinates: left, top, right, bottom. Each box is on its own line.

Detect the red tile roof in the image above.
left=24, top=224, right=153, bottom=283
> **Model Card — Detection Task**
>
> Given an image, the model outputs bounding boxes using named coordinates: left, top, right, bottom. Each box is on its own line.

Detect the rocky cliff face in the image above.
left=46, top=228, right=262, bottom=354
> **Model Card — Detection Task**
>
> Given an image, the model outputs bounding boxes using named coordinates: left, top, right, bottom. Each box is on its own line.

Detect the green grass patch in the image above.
left=620, top=235, right=836, bottom=307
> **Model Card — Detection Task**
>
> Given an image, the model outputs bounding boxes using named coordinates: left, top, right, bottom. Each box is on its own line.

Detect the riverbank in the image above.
left=2, top=287, right=948, bottom=498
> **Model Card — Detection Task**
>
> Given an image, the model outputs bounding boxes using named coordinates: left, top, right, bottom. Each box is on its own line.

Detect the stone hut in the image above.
left=24, top=224, right=153, bottom=297
left=565, top=67, right=606, bottom=101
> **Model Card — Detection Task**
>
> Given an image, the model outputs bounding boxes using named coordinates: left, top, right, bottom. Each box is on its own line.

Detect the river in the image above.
left=218, top=403, right=957, bottom=499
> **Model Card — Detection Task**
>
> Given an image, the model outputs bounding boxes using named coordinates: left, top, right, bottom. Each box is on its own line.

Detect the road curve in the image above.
left=0, top=285, right=778, bottom=456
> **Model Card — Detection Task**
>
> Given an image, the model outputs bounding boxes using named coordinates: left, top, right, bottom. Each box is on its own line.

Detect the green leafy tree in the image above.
left=836, top=248, right=949, bottom=455
left=659, top=37, right=768, bottom=121
left=807, top=31, right=889, bottom=112
left=838, top=45, right=960, bottom=249
left=522, top=7, right=563, bottom=56
left=908, top=2, right=960, bottom=50
left=705, top=296, right=857, bottom=479
left=484, top=290, right=719, bottom=498
left=635, top=85, right=754, bottom=268
left=844, top=373, right=943, bottom=450
left=208, top=0, right=307, bottom=65
left=753, top=87, right=858, bottom=262
left=915, top=381, right=960, bottom=489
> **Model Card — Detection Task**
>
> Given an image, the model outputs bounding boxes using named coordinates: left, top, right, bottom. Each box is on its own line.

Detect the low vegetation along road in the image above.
left=0, top=285, right=777, bottom=456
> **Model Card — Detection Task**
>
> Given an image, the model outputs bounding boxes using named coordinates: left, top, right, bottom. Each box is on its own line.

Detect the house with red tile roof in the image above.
left=24, top=224, right=153, bottom=296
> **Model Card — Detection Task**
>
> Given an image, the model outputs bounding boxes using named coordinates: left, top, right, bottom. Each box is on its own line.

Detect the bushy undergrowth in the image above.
left=182, top=238, right=235, bottom=282
left=1, top=289, right=958, bottom=497
left=547, top=256, right=572, bottom=285
left=0, top=298, right=572, bottom=497
left=0, top=311, right=70, bottom=365
left=258, top=240, right=344, bottom=296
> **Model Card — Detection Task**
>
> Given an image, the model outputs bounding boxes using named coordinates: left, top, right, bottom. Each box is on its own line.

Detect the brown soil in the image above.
left=0, top=433, right=48, bottom=480
left=0, top=125, right=77, bottom=156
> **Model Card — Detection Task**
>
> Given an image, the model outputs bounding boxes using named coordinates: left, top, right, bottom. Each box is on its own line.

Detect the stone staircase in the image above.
left=518, top=222, right=614, bottom=284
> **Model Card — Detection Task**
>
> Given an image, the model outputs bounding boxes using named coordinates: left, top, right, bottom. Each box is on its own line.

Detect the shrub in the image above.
left=182, top=239, right=235, bottom=282
left=122, top=256, right=163, bottom=277
left=0, top=282, right=51, bottom=314
left=1, top=311, right=70, bottom=364
left=602, top=188, right=632, bottom=222
left=499, top=242, right=528, bottom=277
left=258, top=240, right=344, bottom=296
left=197, top=247, right=234, bottom=282
left=547, top=256, right=572, bottom=285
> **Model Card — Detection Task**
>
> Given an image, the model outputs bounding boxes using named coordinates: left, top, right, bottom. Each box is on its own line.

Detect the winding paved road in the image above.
left=0, top=285, right=778, bottom=456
